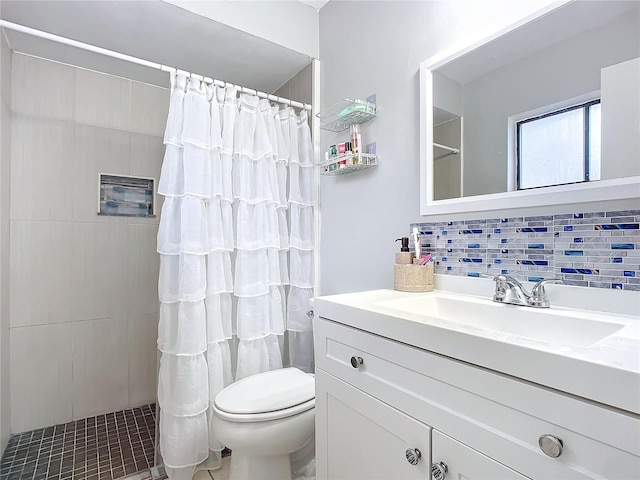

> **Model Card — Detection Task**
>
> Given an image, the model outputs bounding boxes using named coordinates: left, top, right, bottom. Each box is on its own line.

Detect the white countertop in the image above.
left=314, top=282, right=640, bottom=415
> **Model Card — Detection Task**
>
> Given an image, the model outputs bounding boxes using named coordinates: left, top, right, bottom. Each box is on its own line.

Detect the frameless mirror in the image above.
left=419, top=0, right=640, bottom=215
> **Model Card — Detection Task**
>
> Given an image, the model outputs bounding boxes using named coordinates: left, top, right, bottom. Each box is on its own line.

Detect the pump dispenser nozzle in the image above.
left=396, top=237, right=410, bottom=252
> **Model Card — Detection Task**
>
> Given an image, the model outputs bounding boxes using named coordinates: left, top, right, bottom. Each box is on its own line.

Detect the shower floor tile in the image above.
left=0, top=403, right=156, bottom=480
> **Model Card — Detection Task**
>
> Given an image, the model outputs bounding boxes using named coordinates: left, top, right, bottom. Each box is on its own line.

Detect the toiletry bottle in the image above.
left=395, top=237, right=414, bottom=265
left=350, top=124, right=361, bottom=165
left=396, top=237, right=410, bottom=252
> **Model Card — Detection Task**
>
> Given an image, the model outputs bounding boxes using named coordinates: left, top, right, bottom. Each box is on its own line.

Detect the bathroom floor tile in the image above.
left=0, top=404, right=156, bottom=480
left=190, top=455, right=230, bottom=480
left=210, top=457, right=230, bottom=480
left=192, top=470, right=213, bottom=480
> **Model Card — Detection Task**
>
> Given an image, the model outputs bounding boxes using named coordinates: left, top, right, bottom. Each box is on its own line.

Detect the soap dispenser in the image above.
left=395, top=237, right=414, bottom=265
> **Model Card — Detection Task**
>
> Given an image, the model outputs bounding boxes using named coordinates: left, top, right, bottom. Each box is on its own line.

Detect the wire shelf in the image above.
left=320, top=153, right=379, bottom=176
left=317, top=99, right=377, bottom=132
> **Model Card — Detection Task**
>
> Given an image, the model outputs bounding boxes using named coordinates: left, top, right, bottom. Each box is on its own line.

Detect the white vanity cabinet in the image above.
left=431, top=430, right=528, bottom=480
left=316, top=369, right=431, bottom=480
left=314, top=316, right=640, bottom=480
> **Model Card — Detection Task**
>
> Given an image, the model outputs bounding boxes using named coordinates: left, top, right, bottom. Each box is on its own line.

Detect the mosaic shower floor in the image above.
left=0, top=404, right=156, bottom=480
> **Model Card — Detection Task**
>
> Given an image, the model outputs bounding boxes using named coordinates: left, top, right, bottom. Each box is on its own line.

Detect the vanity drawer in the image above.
left=314, top=317, right=640, bottom=480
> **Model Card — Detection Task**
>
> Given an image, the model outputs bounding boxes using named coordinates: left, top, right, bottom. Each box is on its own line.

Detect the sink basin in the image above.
left=374, top=293, right=629, bottom=348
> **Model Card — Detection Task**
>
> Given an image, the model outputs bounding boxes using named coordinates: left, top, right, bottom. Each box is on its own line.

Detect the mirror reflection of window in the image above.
left=427, top=1, right=639, bottom=202
left=517, top=100, right=601, bottom=190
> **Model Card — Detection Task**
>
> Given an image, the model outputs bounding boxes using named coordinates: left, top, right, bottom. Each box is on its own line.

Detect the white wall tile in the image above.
left=130, top=133, right=164, bottom=182
left=10, top=323, right=73, bottom=432
left=1, top=44, right=11, bottom=109
left=130, top=82, right=169, bottom=137
left=288, top=63, right=313, bottom=106
left=273, top=63, right=312, bottom=106
left=71, top=222, right=130, bottom=321
left=10, top=117, right=76, bottom=222
left=0, top=102, right=10, bottom=219
left=11, top=54, right=75, bottom=122
left=73, top=124, right=131, bottom=222
left=127, top=224, right=159, bottom=316
left=130, top=133, right=164, bottom=221
left=128, top=313, right=158, bottom=406
left=72, top=317, right=129, bottom=419
left=10, top=220, right=75, bottom=327
left=75, top=68, right=131, bottom=131
left=0, top=34, right=11, bottom=451
left=0, top=214, right=8, bottom=448
left=0, top=220, right=9, bottom=445
left=9, top=57, right=166, bottom=429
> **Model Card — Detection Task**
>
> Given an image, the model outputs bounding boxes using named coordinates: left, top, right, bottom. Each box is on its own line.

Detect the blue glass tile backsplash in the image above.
left=410, top=210, right=640, bottom=291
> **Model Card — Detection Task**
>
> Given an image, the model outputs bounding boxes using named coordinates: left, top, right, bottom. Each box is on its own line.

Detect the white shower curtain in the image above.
left=156, top=73, right=315, bottom=479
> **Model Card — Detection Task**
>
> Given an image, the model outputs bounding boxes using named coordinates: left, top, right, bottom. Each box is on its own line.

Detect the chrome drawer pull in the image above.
left=405, top=448, right=421, bottom=466
left=350, top=356, right=363, bottom=368
left=431, top=461, right=448, bottom=480
left=538, top=434, right=563, bottom=458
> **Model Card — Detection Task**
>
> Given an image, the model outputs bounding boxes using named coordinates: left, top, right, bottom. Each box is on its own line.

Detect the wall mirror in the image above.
left=419, top=0, right=640, bottom=216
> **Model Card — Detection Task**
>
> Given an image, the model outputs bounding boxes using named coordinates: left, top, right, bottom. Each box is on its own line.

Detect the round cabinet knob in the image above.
left=538, top=434, right=563, bottom=458
left=405, top=448, right=421, bottom=466
left=431, top=461, right=448, bottom=480
left=350, top=356, right=364, bottom=369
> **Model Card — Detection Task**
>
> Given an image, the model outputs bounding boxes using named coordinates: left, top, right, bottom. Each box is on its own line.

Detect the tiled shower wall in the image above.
left=9, top=53, right=167, bottom=433
left=411, top=209, right=640, bottom=290
left=1, top=27, right=13, bottom=452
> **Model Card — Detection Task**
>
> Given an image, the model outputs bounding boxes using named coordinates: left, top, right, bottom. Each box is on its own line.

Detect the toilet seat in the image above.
left=213, top=397, right=315, bottom=423
left=214, top=367, right=315, bottom=423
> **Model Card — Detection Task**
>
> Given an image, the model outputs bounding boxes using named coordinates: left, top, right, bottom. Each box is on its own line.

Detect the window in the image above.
left=99, top=174, right=155, bottom=217
left=516, top=100, right=600, bottom=190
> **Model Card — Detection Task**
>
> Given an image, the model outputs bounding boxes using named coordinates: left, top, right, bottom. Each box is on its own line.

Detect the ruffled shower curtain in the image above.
left=156, top=73, right=315, bottom=480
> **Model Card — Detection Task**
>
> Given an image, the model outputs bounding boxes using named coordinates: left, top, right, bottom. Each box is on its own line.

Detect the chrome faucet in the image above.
left=489, top=274, right=562, bottom=308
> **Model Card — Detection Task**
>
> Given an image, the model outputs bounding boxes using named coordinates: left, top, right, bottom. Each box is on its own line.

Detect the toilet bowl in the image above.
left=211, top=367, right=315, bottom=480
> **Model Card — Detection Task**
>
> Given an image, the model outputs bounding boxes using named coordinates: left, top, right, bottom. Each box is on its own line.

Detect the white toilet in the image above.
left=211, top=367, right=315, bottom=480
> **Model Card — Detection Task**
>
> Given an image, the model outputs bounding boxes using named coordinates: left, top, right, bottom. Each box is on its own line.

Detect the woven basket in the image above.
left=394, top=263, right=434, bottom=292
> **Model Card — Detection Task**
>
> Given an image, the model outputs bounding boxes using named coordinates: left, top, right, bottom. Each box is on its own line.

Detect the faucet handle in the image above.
left=480, top=273, right=509, bottom=284
left=486, top=274, right=510, bottom=301
left=531, top=278, right=563, bottom=294
left=497, top=274, right=526, bottom=289
left=530, top=278, right=563, bottom=308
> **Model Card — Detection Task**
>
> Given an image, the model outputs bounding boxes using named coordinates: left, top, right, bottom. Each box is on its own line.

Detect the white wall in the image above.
left=318, top=0, right=562, bottom=295
left=0, top=30, right=12, bottom=451
left=601, top=57, right=640, bottom=180
left=461, top=12, right=639, bottom=196
left=164, top=0, right=319, bottom=59
left=9, top=53, right=166, bottom=433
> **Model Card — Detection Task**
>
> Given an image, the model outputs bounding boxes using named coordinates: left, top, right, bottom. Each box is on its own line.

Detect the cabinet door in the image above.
left=432, top=430, right=530, bottom=480
left=316, top=369, right=431, bottom=480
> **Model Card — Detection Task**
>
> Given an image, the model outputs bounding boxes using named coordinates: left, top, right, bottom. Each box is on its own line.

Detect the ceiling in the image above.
left=297, top=0, right=330, bottom=9
left=0, top=0, right=313, bottom=92
left=438, top=0, right=639, bottom=84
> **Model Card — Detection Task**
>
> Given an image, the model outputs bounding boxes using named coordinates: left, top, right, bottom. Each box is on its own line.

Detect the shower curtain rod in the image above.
left=0, top=20, right=313, bottom=111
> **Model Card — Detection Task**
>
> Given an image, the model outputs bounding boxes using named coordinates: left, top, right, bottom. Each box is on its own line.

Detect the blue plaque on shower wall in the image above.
left=98, top=174, right=155, bottom=217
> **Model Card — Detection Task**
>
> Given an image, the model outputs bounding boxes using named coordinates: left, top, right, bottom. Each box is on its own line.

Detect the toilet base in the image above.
left=229, top=451, right=292, bottom=480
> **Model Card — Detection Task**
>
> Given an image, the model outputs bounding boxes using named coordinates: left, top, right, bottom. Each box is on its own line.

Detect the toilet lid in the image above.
left=215, top=367, right=315, bottom=415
